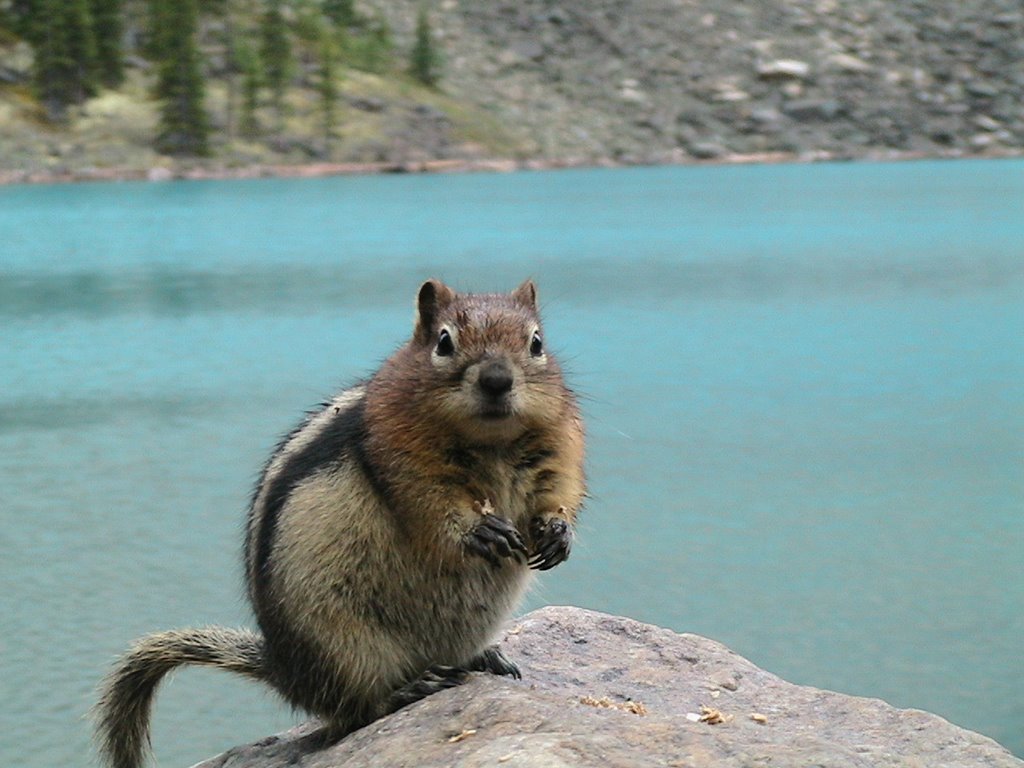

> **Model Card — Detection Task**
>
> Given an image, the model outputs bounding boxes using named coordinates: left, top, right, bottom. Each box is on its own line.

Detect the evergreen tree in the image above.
left=236, top=39, right=261, bottom=138
left=340, top=12, right=392, bottom=74
left=154, top=0, right=210, bottom=155
left=144, top=0, right=172, bottom=60
left=259, top=0, right=291, bottom=127
left=409, top=4, right=439, bottom=87
left=322, top=0, right=355, bottom=28
left=89, top=0, right=124, bottom=87
left=216, top=1, right=240, bottom=138
left=5, top=0, right=39, bottom=38
left=32, top=0, right=99, bottom=120
left=316, top=21, right=339, bottom=152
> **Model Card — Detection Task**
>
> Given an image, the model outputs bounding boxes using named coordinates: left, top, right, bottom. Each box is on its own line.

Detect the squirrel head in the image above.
left=396, top=278, right=567, bottom=444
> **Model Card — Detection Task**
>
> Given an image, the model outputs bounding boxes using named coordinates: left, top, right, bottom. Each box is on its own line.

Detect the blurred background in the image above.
left=2, top=0, right=1023, bottom=178
left=1, top=2, right=1022, bottom=767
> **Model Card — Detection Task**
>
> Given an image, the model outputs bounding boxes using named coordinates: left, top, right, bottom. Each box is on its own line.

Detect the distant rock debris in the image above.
left=194, top=607, right=1022, bottom=768
left=828, top=52, right=873, bottom=74
left=687, top=141, right=729, bottom=160
left=756, top=59, right=812, bottom=81
left=783, top=98, right=844, bottom=122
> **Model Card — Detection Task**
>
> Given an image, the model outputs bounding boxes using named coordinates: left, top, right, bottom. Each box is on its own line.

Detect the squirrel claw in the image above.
left=468, top=645, right=522, bottom=680
left=527, top=515, right=572, bottom=571
left=464, top=511, right=528, bottom=568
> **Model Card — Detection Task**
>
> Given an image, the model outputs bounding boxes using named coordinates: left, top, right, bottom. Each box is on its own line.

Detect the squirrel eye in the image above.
left=435, top=329, right=455, bottom=357
left=529, top=331, right=544, bottom=357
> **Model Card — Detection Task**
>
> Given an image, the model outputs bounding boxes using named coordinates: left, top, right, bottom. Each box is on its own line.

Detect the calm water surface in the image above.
left=1, top=160, right=1022, bottom=765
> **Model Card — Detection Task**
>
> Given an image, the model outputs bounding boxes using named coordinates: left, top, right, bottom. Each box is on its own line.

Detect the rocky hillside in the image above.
left=2, top=0, right=1022, bottom=182
left=415, top=0, right=1024, bottom=163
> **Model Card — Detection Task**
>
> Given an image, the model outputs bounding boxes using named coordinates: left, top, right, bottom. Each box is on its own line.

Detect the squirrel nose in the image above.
left=478, top=361, right=514, bottom=397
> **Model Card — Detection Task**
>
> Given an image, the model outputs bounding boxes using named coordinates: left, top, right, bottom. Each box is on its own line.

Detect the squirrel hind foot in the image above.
left=385, top=665, right=469, bottom=712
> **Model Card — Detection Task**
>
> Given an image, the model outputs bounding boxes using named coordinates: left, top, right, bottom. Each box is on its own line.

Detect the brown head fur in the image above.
left=367, top=278, right=573, bottom=448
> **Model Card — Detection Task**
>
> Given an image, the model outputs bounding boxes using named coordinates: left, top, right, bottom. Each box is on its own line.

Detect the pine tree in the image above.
left=5, top=0, right=39, bottom=38
left=89, top=0, right=124, bottom=87
left=340, top=12, right=392, bottom=74
left=317, top=21, right=339, bottom=152
left=323, top=0, right=355, bottom=28
left=236, top=39, right=261, bottom=138
left=154, top=0, right=210, bottom=155
left=215, top=0, right=240, bottom=138
left=259, top=0, right=290, bottom=128
left=409, top=4, right=440, bottom=87
left=32, top=0, right=99, bottom=120
left=144, top=0, right=172, bottom=60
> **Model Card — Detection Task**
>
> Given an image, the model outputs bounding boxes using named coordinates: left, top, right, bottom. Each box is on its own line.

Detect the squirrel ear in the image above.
left=415, top=279, right=455, bottom=343
left=512, top=279, right=538, bottom=310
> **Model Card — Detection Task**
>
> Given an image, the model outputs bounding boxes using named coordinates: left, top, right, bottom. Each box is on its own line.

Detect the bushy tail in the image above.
left=93, top=627, right=267, bottom=768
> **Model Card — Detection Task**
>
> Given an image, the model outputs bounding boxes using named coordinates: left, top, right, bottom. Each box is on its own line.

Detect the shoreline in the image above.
left=2, top=147, right=1021, bottom=187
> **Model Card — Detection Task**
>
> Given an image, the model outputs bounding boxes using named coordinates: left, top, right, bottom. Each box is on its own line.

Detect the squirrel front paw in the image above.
left=528, top=510, right=573, bottom=571
left=463, top=500, right=528, bottom=568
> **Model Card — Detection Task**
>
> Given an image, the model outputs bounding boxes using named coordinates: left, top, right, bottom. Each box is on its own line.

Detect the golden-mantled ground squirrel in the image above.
left=95, top=279, right=586, bottom=768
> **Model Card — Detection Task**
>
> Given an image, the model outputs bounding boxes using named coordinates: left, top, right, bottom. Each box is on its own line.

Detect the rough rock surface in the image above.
left=195, top=606, right=1021, bottom=768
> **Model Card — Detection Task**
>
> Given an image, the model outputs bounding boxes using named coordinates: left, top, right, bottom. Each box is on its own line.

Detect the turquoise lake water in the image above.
left=1, top=159, right=1022, bottom=765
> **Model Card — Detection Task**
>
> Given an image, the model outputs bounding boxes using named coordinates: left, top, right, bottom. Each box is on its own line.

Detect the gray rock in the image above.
left=992, top=12, right=1023, bottom=26
left=0, top=65, right=25, bottom=85
left=194, top=607, right=1022, bottom=768
left=0, top=41, right=33, bottom=83
left=966, top=81, right=1000, bottom=98
left=512, top=39, right=545, bottom=61
left=828, top=52, right=873, bottom=73
left=748, top=106, right=786, bottom=129
left=686, top=141, right=729, bottom=159
left=783, top=98, right=844, bottom=122
left=347, top=97, right=387, bottom=113
left=411, top=104, right=450, bottom=122
left=756, top=59, right=811, bottom=80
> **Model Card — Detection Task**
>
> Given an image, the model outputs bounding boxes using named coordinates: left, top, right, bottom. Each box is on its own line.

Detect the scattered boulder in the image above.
left=511, top=39, right=545, bottom=62
left=756, top=59, right=812, bottom=81
left=0, top=41, right=33, bottom=84
left=827, top=52, right=873, bottom=73
left=0, top=64, right=26, bottom=85
left=687, top=140, right=729, bottom=160
left=195, top=607, right=1023, bottom=768
left=347, top=97, right=386, bottom=113
left=748, top=106, right=786, bottom=131
left=965, top=81, right=1000, bottom=99
left=783, top=98, right=844, bottom=122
